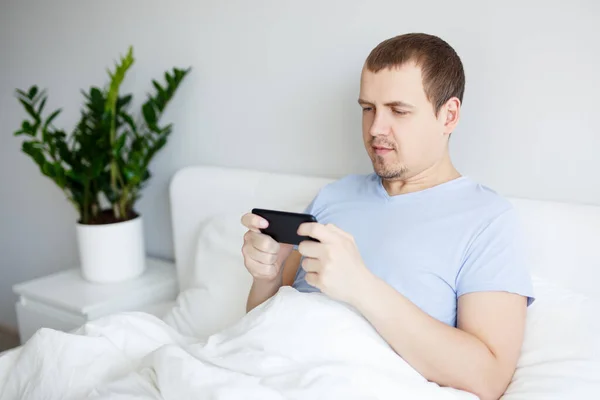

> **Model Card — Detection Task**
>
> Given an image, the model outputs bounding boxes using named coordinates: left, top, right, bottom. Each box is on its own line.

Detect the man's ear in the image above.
left=442, top=97, right=461, bottom=135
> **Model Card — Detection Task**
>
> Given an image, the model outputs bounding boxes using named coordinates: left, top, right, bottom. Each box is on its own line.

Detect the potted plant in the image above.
left=13, top=46, right=190, bottom=283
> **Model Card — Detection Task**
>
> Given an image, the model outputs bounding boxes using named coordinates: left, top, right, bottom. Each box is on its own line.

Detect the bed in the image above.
left=1, top=165, right=599, bottom=399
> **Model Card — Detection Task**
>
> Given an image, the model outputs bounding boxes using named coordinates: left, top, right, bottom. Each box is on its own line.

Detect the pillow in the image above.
left=503, top=275, right=600, bottom=399
left=163, top=212, right=250, bottom=338
left=164, top=202, right=308, bottom=339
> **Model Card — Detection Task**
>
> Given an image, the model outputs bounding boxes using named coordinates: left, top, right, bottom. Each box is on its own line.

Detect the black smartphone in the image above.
left=252, top=208, right=319, bottom=246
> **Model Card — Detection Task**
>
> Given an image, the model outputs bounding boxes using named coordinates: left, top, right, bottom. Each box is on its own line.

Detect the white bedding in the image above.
left=0, top=287, right=475, bottom=400
left=2, top=282, right=600, bottom=399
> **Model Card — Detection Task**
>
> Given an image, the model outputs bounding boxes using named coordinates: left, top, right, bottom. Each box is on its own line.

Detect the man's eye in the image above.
left=362, top=107, right=373, bottom=112
left=392, top=109, right=408, bottom=115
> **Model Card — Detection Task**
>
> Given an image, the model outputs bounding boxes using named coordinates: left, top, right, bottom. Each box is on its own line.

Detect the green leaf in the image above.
left=90, top=88, right=106, bottom=109
left=152, top=80, right=165, bottom=96
left=90, top=158, right=105, bottom=178
left=80, top=88, right=90, bottom=101
left=117, top=94, right=132, bottom=109
left=42, top=162, right=55, bottom=178
left=164, top=71, right=173, bottom=87
left=54, top=130, right=66, bottom=139
left=142, top=102, right=157, bottom=125
left=55, top=140, right=71, bottom=165
left=43, top=109, right=61, bottom=131
left=113, top=134, right=127, bottom=157
left=37, top=96, right=47, bottom=115
left=28, top=86, right=38, bottom=99
left=154, top=136, right=167, bottom=152
left=129, top=148, right=143, bottom=166
left=122, top=166, right=139, bottom=183
left=141, top=66, right=190, bottom=124
left=16, top=120, right=34, bottom=137
left=22, top=141, right=46, bottom=167
left=119, top=112, right=137, bottom=135
left=19, top=99, right=37, bottom=120
left=65, top=169, right=84, bottom=183
left=53, top=162, right=66, bottom=187
left=161, top=123, right=173, bottom=136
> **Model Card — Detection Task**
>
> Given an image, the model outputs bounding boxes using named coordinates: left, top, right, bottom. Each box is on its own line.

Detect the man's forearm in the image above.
left=351, top=275, right=508, bottom=400
left=246, top=276, right=282, bottom=312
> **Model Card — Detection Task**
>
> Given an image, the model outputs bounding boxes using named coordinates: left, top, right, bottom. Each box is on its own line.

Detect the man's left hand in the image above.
left=296, top=222, right=372, bottom=305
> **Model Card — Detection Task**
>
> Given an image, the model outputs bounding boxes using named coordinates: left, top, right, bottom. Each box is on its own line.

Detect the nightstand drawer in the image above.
left=16, top=299, right=86, bottom=343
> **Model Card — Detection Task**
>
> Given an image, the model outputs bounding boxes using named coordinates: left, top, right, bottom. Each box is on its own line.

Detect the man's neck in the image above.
left=381, top=155, right=461, bottom=197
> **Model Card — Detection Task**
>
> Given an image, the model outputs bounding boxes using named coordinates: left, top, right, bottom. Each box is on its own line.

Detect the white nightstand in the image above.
left=13, top=257, right=179, bottom=344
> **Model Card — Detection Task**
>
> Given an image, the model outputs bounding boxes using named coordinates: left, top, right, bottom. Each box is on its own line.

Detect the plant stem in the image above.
left=83, top=180, right=90, bottom=224
left=110, top=113, right=119, bottom=219
left=120, top=186, right=128, bottom=219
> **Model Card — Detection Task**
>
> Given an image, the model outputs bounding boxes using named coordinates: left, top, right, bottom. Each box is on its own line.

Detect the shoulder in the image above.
left=460, top=178, right=517, bottom=224
left=449, top=178, right=524, bottom=256
left=457, top=179, right=526, bottom=263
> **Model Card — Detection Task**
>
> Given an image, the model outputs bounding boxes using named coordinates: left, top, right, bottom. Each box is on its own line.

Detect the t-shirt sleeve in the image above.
left=456, top=206, right=535, bottom=306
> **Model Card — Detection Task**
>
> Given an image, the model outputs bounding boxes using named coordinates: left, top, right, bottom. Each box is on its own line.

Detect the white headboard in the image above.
left=169, top=165, right=600, bottom=300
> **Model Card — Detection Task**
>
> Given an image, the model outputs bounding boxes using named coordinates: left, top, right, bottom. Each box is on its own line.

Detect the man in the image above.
left=240, top=33, right=534, bottom=400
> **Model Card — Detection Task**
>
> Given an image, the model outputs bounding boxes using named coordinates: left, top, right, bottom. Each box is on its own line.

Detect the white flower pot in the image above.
left=76, top=215, right=146, bottom=283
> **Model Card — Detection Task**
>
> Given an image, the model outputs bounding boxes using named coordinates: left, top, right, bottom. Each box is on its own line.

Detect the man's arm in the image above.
left=353, top=276, right=527, bottom=400
left=246, top=276, right=283, bottom=313
left=297, top=221, right=530, bottom=400
left=246, top=250, right=302, bottom=312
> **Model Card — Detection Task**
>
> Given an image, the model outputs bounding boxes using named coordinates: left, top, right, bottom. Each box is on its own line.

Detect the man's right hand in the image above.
left=241, top=212, right=293, bottom=282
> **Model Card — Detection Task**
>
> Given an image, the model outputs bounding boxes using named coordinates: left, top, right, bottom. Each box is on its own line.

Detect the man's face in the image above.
left=358, top=62, right=453, bottom=180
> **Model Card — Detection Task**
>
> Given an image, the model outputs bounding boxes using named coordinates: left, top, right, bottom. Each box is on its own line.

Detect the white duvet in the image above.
left=0, top=287, right=475, bottom=400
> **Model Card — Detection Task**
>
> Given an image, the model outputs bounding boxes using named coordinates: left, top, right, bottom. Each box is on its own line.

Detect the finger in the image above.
left=324, top=223, right=353, bottom=240
left=301, top=257, right=321, bottom=273
left=297, top=240, right=323, bottom=259
left=251, top=233, right=280, bottom=254
left=304, top=271, right=320, bottom=288
left=245, top=231, right=279, bottom=254
left=252, top=250, right=278, bottom=266
left=241, top=212, right=268, bottom=232
left=297, top=222, right=340, bottom=243
left=246, top=259, right=278, bottom=279
left=243, top=243, right=278, bottom=265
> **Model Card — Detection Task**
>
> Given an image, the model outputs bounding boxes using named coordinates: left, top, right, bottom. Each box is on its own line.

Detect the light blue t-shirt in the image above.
left=292, top=173, right=535, bottom=327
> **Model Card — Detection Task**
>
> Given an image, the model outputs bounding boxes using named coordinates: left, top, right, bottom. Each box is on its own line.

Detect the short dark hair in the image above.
left=365, top=33, right=465, bottom=115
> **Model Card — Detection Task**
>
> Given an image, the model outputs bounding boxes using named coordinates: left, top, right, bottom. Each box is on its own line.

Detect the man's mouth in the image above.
left=372, top=146, right=393, bottom=156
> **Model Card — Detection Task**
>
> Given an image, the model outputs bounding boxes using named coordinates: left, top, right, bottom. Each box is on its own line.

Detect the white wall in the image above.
left=0, top=0, right=598, bottom=329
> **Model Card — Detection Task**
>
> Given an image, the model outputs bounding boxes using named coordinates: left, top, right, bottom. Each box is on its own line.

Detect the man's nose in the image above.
left=369, top=111, right=391, bottom=137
